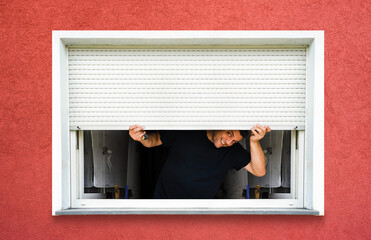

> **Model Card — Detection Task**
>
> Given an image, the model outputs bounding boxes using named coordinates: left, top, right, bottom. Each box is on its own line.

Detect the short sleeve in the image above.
left=227, top=143, right=251, bottom=171
left=159, top=130, right=178, bottom=147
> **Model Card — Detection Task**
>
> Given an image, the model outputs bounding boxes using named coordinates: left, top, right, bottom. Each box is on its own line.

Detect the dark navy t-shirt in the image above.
left=153, top=130, right=251, bottom=199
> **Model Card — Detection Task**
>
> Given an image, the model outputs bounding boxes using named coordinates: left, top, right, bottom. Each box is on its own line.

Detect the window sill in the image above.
left=55, top=208, right=320, bottom=215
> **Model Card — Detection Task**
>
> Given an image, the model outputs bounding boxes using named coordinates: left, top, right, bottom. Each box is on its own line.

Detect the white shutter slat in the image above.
left=69, top=122, right=305, bottom=131
left=70, top=98, right=305, bottom=104
left=69, top=75, right=305, bottom=80
left=70, top=107, right=305, bottom=113
left=69, top=65, right=306, bottom=71
left=68, top=48, right=306, bottom=130
left=69, top=103, right=305, bottom=109
left=70, top=112, right=305, bottom=118
left=70, top=80, right=306, bottom=84
left=69, top=89, right=305, bottom=95
left=68, top=49, right=305, bottom=56
left=70, top=84, right=305, bottom=90
left=69, top=60, right=305, bottom=66
left=69, top=93, right=305, bottom=99
left=69, top=69, right=305, bottom=73
left=68, top=55, right=306, bottom=61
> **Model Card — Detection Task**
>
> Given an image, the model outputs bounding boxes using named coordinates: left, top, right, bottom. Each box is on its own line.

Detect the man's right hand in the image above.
left=129, top=125, right=147, bottom=141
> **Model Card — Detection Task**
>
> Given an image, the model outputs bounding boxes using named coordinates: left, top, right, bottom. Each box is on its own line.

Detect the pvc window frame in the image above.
left=52, top=30, right=324, bottom=215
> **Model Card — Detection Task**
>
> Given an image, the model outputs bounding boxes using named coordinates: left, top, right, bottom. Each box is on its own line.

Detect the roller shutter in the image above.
left=68, top=47, right=306, bottom=130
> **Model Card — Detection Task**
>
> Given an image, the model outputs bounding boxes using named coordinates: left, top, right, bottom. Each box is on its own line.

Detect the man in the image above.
left=129, top=124, right=271, bottom=199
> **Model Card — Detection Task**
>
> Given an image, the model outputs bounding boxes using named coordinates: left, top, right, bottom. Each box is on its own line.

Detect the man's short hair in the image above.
left=239, top=130, right=249, bottom=139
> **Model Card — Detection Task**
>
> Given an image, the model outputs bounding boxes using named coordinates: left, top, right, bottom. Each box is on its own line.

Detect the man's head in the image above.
left=207, top=130, right=248, bottom=148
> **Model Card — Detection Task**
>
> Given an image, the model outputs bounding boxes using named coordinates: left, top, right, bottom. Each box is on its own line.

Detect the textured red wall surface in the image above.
left=0, top=0, right=370, bottom=239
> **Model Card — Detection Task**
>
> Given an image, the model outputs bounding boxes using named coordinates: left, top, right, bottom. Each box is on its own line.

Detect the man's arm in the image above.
left=244, top=124, right=271, bottom=177
left=129, top=125, right=162, bottom=148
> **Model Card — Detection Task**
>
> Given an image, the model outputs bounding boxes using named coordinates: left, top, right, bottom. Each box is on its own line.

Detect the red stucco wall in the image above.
left=0, top=0, right=370, bottom=239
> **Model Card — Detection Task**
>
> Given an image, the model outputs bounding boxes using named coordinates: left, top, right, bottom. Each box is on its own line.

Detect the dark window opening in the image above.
left=83, top=130, right=291, bottom=199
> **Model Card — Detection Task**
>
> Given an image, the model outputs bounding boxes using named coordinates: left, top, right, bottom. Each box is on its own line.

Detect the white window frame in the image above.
left=70, top=130, right=304, bottom=208
left=52, top=30, right=324, bottom=215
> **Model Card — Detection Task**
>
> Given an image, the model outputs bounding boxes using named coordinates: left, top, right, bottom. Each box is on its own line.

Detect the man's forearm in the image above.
left=140, top=132, right=162, bottom=148
left=249, top=140, right=266, bottom=177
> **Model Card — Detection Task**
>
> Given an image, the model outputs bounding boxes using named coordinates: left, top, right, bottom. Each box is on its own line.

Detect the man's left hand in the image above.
left=250, top=124, right=271, bottom=142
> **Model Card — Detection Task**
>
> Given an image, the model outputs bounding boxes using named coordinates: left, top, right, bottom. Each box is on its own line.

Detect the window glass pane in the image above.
left=248, top=130, right=291, bottom=198
left=83, top=130, right=130, bottom=199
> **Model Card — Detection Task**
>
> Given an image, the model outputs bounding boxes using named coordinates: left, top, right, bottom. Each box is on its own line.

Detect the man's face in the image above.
left=211, top=130, right=243, bottom=148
